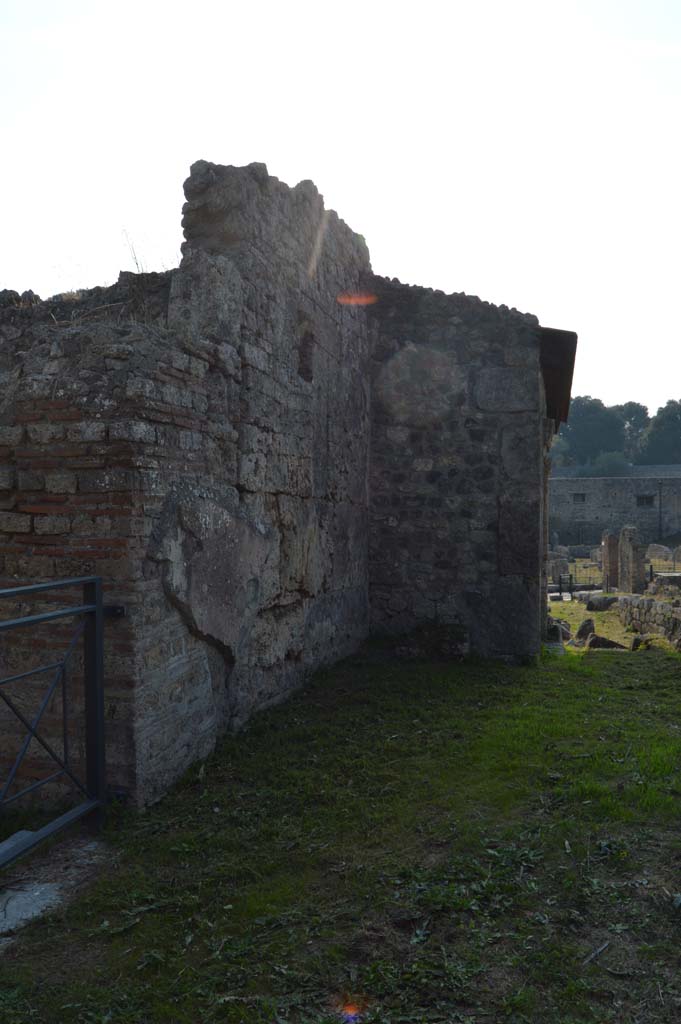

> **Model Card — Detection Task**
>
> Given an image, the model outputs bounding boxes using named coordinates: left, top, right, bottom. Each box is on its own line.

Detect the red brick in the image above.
left=17, top=503, right=73, bottom=515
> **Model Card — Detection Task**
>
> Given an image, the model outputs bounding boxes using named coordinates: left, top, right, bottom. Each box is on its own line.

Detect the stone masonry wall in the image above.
left=601, top=530, right=619, bottom=589
left=0, top=276, right=173, bottom=799
left=0, top=160, right=568, bottom=804
left=0, top=162, right=371, bottom=803
left=618, top=525, right=646, bottom=594
left=549, top=474, right=681, bottom=545
left=368, top=280, right=550, bottom=660
left=618, top=595, right=681, bottom=643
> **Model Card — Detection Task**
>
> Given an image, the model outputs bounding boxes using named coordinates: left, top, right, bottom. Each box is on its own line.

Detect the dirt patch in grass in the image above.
left=2, top=645, right=681, bottom=1022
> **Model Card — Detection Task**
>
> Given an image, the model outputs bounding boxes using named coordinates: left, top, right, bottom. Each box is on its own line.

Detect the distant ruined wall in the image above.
left=367, top=280, right=550, bottom=660
left=0, top=161, right=566, bottom=804
left=549, top=475, right=681, bottom=545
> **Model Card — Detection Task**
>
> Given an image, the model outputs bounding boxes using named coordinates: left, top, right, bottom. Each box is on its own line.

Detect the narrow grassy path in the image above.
left=2, top=638, right=681, bottom=1023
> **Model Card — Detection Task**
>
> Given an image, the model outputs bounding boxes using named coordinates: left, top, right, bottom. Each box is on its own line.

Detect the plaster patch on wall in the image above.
left=148, top=488, right=275, bottom=665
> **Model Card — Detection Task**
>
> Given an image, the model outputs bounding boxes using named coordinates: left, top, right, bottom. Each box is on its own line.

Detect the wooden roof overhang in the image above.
left=539, top=327, right=578, bottom=431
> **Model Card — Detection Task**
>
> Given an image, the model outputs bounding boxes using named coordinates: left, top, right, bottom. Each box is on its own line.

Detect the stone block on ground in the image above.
left=586, top=595, right=618, bottom=612
left=547, top=615, right=571, bottom=641
left=576, top=617, right=595, bottom=641
left=585, top=634, right=627, bottom=650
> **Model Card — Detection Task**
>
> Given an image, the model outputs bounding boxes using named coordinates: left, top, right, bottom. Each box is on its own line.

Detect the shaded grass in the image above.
left=2, top=638, right=681, bottom=1023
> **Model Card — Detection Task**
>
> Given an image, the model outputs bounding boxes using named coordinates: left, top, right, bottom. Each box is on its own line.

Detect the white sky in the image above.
left=2, top=0, right=680, bottom=415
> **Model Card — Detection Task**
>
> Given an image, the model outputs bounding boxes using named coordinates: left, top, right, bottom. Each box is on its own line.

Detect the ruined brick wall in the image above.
left=367, top=280, right=550, bottom=660
left=1, top=160, right=571, bottom=805
left=137, top=162, right=371, bottom=799
left=0, top=277, right=172, bottom=799
left=0, top=162, right=371, bottom=803
left=549, top=471, right=681, bottom=545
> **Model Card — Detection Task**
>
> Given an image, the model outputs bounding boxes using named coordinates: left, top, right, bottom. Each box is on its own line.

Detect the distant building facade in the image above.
left=549, top=466, right=681, bottom=545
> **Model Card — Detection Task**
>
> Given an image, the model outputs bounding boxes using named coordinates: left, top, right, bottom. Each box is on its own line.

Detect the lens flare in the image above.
left=336, top=292, right=378, bottom=306
left=331, top=995, right=367, bottom=1021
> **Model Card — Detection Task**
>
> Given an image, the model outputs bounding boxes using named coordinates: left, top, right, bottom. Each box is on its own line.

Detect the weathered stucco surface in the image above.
left=0, top=161, right=565, bottom=804
left=367, top=279, right=547, bottom=659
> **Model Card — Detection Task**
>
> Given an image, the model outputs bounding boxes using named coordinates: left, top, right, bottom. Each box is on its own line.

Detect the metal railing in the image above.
left=0, top=577, right=106, bottom=869
left=564, top=560, right=681, bottom=595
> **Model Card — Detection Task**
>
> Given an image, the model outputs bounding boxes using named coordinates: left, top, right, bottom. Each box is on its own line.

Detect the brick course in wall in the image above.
left=618, top=526, right=647, bottom=594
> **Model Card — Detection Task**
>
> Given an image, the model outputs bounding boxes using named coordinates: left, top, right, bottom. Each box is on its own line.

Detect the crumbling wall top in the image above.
left=181, top=160, right=371, bottom=296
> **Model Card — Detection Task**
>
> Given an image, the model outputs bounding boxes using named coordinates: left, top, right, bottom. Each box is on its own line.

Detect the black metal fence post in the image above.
left=84, top=578, right=105, bottom=815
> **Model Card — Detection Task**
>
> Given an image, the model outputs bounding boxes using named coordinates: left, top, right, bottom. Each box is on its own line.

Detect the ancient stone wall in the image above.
left=617, top=595, right=681, bottom=643
left=618, top=526, right=646, bottom=594
left=0, top=160, right=570, bottom=804
left=601, top=530, right=619, bottom=589
left=0, top=162, right=371, bottom=802
left=0, top=276, right=173, bottom=799
left=368, top=281, right=549, bottom=660
left=549, top=472, right=681, bottom=545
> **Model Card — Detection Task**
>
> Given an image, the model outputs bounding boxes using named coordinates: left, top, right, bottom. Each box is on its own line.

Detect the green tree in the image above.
left=582, top=451, right=631, bottom=476
left=637, top=400, right=681, bottom=464
left=549, top=434, right=571, bottom=467
left=559, top=396, right=625, bottom=465
left=610, top=401, right=650, bottom=460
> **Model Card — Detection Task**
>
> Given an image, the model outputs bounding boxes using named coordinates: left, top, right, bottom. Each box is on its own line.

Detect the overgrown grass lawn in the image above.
left=555, top=598, right=637, bottom=648
left=2, top=638, right=681, bottom=1023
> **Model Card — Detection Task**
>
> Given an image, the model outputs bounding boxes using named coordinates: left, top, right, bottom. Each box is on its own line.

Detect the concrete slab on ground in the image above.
left=0, top=835, right=110, bottom=950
